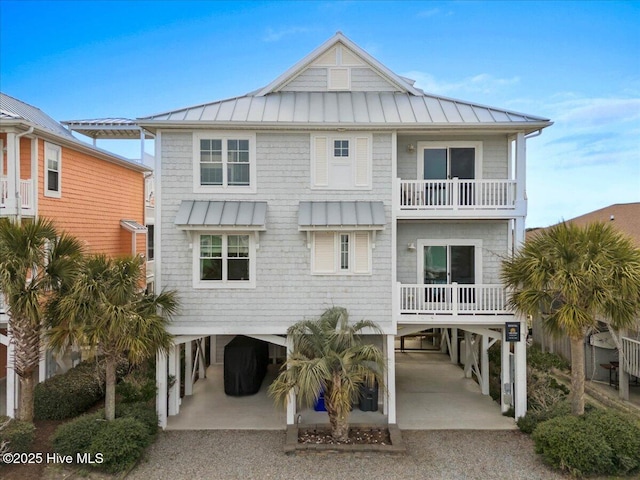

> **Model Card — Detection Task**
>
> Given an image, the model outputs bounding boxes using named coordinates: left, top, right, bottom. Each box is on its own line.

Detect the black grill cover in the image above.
left=223, top=335, right=269, bottom=396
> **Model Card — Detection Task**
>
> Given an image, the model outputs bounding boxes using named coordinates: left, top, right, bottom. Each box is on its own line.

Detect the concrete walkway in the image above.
left=167, top=351, right=514, bottom=430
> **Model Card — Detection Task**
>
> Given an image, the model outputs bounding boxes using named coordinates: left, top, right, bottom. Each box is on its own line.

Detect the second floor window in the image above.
left=44, top=142, right=61, bottom=198
left=194, top=133, right=255, bottom=192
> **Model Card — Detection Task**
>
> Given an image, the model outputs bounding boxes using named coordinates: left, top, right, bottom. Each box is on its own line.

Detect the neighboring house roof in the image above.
left=61, top=118, right=154, bottom=140
left=138, top=33, right=551, bottom=133
left=527, top=203, right=640, bottom=246
left=0, top=93, right=150, bottom=173
left=298, top=201, right=386, bottom=229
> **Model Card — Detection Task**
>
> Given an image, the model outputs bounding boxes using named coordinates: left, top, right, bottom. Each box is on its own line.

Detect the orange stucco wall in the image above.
left=36, top=138, right=146, bottom=257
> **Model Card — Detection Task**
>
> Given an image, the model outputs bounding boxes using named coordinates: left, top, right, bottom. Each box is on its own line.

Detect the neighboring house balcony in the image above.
left=145, top=174, right=155, bottom=226
left=396, top=178, right=523, bottom=220
left=0, top=177, right=35, bottom=216
left=397, top=282, right=513, bottom=325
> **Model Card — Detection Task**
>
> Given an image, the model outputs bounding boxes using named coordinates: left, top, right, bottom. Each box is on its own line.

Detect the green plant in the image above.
left=0, top=415, right=35, bottom=453
left=89, top=417, right=150, bottom=473
left=588, top=410, right=640, bottom=475
left=51, top=411, right=106, bottom=457
left=527, top=344, right=569, bottom=371
left=34, top=360, right=105, bottom=420
left=115, top=402, right=158, bottom=437
left=533, top=414, right=613, bottom=476
left=116, top=370, right=156, bottom=404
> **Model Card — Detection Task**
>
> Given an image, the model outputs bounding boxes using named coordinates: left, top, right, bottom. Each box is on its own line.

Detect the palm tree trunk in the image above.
left=105, top=358, right=116, bottom=421
left=18, top=374, right=35, bottom=422
left=569, top=335, right=586, bottom=415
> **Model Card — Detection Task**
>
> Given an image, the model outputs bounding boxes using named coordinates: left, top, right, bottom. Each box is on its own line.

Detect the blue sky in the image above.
left=1, top=0, right=638, bottom=227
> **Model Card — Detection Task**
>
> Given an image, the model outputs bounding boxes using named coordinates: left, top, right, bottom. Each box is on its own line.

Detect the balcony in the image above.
left=1, top=177, right=34, bottom=213
left=398, top=283, right=513, bottom=324
left=397, top=179, right=522, bottom=219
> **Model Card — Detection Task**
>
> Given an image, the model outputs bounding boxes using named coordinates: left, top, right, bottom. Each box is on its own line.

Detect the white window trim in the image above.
left=416, top=239, right=483, bottom=284
left=193, top=132, right=257, bottom=194
left=44, top=141, right=62, bottom=198
left=193, top=232, right=257, bottom=289
left=310, top=133, right=372, bottom=190
left=416, top=141, right=482, bottom=180
left=311, top=231, right=372, bottom=276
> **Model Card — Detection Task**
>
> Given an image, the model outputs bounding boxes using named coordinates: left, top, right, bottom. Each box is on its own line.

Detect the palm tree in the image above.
left=47, top=254, right=178, bottom=421
left=268, top=307, right=386, bottom=442
left=0, top=218, right=83, bottom=421
left=502, top=222, right=640, bottom=415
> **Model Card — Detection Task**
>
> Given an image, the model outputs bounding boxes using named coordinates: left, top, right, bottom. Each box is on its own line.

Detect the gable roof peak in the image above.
left=255, top=32, right=422, bottom=97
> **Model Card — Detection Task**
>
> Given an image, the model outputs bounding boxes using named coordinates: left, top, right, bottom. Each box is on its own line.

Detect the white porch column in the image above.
left=450, top=328, right=458, bottom=364
left=286, top=335, right=295, bottom=425
left=156, top=350, right=168, bottom=429
left=184, top=341, right=193, bottom=396
left=5, top=132, right=18, bottom=216
left=618, top=328, right=629, bottom=401
left=198, top=338, right=206, bottom=378
left=6, top=335, right=16, bottom=418
left=514, top=316, right=528, bottom=419
left=481, top=335, right=490, bottom=395
left=514, top=131, right=526, bottom=212
left=168, top=344, right=180, bottom=416
left=210, top=335, right=217, bottom=364
left=463, top=331, right=473, bottom=378
left=38, top=342, right=47, bottom=383
left=501, top=332, right=512, bottom=413
left=385, top=334, right=396, bottom=424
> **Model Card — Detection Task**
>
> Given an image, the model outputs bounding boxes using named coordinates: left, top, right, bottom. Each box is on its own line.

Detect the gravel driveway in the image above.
left=128, top=430, right=565, bottom=480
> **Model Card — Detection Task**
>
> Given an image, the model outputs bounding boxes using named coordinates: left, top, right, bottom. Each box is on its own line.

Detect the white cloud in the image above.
left=417, top=8, right=441, bottom=18
left=402, top=71, right=520, bottom=96
left=263, top=27, right=311, bottom=43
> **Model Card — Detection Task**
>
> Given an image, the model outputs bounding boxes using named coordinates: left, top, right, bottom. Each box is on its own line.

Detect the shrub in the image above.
left=35, top=360, right=105, bottom=420
left=0, top=416, right=35, bottom=453
left=533, top=414, right=614, bottom=477
left=116, top=371, right=156, bottom=404
left=89, top=417, right=150, bottom=473
left=116, top=402, right=159, bottom=437
left=527, top=345, right=569, bottom=371
left=588, top=410, right=640, bottom=475
left=52, top=411, right=106, bottom=457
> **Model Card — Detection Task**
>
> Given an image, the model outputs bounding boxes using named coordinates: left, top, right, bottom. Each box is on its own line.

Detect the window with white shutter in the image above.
left=311, top=134, right=371, bottom=189
left=311, top=231, right=371, bottom=275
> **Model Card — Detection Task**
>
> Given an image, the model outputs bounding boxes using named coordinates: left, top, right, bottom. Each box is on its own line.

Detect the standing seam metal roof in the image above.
left=298, top=201, right=386, bottom=228
left=1, top=93, right=75, bottom=138
left=174, top=201, right=268, bottom=228
left=140, top=91, right=549, bottom=125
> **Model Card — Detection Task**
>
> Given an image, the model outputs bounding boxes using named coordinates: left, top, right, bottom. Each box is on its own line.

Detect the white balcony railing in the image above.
left=622, top=337, right=640, bottom=378
left=399, top=283, right=512, bottom=315
left=1, top=177, right=34, bottom=209
left=399, top=179, right=516, bottom=210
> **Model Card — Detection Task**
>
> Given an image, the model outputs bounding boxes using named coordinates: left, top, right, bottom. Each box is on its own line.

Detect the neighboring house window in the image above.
left=194, top=133, right=256, bottom=193
left=44, top=142, right=62, bottom=198
left=312, top=231, right=371, bottom=275
left=311, top=134, right=371, bottom=189
left=147, top=225, right=154, bottom=260
left=194, top=233, right=255, bottom=288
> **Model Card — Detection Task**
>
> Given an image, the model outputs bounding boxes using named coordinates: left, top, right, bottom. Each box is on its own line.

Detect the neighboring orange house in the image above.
left=0, top=92, right=150, bottom=417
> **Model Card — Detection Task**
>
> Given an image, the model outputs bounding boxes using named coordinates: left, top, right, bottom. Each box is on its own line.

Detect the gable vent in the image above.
left=328, top=68, right=350, bottom=90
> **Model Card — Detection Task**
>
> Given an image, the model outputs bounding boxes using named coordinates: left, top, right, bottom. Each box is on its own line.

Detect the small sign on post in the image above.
left=505, top=322, right=520, bottom=342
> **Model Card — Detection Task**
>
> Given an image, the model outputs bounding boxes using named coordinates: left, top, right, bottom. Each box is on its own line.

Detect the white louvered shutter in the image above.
left=313, top=232, right=336, bottom=273
left=313, top=136, right=328, bottom=186
left=354, top=136, right=370, bottom=187
left=354, top=232, right=370, bottom=274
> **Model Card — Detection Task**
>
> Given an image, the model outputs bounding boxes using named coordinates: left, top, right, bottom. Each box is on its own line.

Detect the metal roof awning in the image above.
left=61, top=118, right=153, bottom=140
left=120, top=219, right=147, bottom=233
left=298, top=201, right=386, bottom=230
left=174, top=201, right=267, bottom=230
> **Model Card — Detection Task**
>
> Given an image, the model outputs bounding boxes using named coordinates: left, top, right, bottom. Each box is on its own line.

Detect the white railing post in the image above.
left=452, top=282, right=458, bottom=315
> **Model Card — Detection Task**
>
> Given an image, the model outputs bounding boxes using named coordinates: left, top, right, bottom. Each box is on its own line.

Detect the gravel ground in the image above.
left=128, top=430, right=566, bottom=480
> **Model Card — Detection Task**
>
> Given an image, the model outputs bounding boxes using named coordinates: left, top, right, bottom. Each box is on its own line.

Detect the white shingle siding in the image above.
left=351, top=68, right=398, bottom=92
left=160, top=131, right=393, bottom=334
left=396, top=135, right=508, bottom=180
left=281, top=68, right=328, bottom=91
left=396, top=221, right=509, bottom=285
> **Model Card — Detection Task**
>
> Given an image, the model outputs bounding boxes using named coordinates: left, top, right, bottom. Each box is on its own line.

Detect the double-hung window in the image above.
left=194, top=133, right=255, bottom=193
left=312, top=231, right=371, bottom=275
left=311, top=134, right=371, bottom=189
left=196, top=233, right=255, bottom=288
left=44, top=142, right=62, bottom=198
